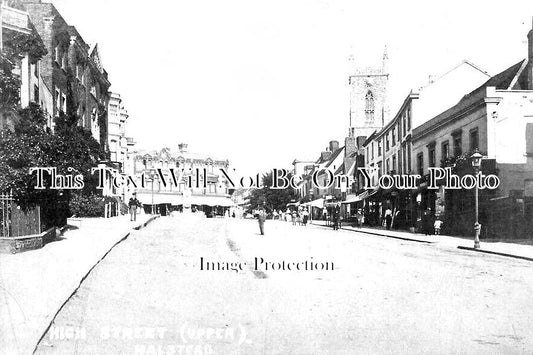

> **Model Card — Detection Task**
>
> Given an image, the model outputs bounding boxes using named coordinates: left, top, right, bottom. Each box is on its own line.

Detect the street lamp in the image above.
left=148, top=169, right=157, bottom=215
left=308, top=188, right=314, bottom=222
left=471, top=150, right=483, bottom=249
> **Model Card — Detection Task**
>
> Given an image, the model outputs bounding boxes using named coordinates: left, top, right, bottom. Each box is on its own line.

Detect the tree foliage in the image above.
left=0, top=103, right=54, bottom=199
left=248, top=172, right=298, bottom=212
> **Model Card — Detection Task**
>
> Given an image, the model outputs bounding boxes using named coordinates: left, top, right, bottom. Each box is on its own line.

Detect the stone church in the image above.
left=348, top=48, right=389, bottom=140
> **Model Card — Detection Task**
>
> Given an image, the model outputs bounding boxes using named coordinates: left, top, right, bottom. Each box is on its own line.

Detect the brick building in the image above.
left=20, top=0, right=111, bottom=145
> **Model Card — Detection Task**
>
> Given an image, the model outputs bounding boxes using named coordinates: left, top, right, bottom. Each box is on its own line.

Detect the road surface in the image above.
left=36, top=214, right=533, bottom=354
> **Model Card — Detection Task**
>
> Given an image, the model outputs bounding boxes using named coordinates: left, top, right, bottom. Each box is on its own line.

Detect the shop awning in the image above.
left=189, top=196, right=235, bottom=207
left=136, top=193, right=234, bottom=207
left=136, top=193, right=184, bottom=205
left=341, top=194, right=360, bottom=204
left=341, top=189, right=379, bottom=204
left=303, top=198, right=325, bottom=208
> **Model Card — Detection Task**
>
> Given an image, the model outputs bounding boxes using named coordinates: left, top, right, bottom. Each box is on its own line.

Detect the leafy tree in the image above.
left=0, top=23, right=110, bottom=223
left=0, top=103, right=54, bottom=198
left=0, top=55, right=21, bottom=112
left=248, top=172, right=298, bottom=212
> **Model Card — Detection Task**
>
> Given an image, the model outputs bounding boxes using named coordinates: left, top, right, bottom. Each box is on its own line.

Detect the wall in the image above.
left=412, top=61, right=490, bottom=129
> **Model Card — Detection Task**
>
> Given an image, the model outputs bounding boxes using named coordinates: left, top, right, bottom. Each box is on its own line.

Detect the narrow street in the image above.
left=36, top=215, right=533, bottom=354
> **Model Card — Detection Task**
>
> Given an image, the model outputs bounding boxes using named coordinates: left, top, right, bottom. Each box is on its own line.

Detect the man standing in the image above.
left=257, top=207, right=267, bottom=235
left=333, top=203, right=341, bottom=230
left=385, top=207, right=393, bottom=230
left=128, top=193, right=140, bottom=221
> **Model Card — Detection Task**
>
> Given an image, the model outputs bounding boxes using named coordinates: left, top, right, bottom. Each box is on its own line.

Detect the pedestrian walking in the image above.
left=257, top=207, right=267, bottom=235
left=128, top=193, right=141, bottom=221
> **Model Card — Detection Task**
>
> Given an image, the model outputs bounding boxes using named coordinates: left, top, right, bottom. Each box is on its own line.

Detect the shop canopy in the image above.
left=303, top=198, right=325, bottom=208
left=341, top=189, right=379, bottom=204
left=137, top=193, right=234, bottom=207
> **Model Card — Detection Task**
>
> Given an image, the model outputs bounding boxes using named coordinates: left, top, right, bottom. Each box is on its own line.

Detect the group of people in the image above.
left=255, top=206, right=312, bottom=236
left=421, top=209, right=444, bottom=235
left=291, top=208, right=310, bottom=226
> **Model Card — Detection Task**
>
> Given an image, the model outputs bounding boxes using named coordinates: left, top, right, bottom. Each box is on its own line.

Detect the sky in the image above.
left=47, top=0, right=533, bottom=175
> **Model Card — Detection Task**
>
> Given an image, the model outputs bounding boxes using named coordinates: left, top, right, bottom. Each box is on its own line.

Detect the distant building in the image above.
left=133, top=144, right=234, bottom=215
left=108, top=93, right=131, bottom=168
left=348, top=48, right=389, bottom=139
left=292, top=159, right=314, bottom=198
left=107, top=92, right=136, bottom=201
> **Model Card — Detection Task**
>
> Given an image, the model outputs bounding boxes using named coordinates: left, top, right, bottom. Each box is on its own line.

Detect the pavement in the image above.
left=310, top=219, right=533, bottom=261
left=33, top=215, right=533, bottom=354
left=0, top=213, right=158, bottom=355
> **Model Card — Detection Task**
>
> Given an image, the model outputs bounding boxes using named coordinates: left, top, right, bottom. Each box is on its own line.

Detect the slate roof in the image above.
left=413, top=60, right=526, bottom=139
left=325, top=147, right=344, bottom=168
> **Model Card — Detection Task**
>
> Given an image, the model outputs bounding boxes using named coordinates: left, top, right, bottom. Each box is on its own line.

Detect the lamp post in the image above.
left=148, top=169, right=157, bottom=215
left=471, top=150, right=483, bottom=249
left=309, top=188, right=314, bottom=222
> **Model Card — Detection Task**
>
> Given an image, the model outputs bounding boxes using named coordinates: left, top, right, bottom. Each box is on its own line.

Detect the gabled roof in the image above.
left=67, top=26, right=90, bottom=53
left=90, top=44, right=104, bottom=73
left=419, top=59, right=490, bottom=92
left=325, top=146, right=344, bottom=168
left=413, top=60, right=526, bottom=139
left=362, top=130, right=377, bottom=147
left=345, top=160, right=356, bottom=175
left=334, top=163, right=344, bottom=175
left=466, top=60, right=525, bottom=97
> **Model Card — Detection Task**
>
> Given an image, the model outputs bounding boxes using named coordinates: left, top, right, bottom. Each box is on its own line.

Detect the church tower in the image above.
left=348, top=47, right=389, bottom=139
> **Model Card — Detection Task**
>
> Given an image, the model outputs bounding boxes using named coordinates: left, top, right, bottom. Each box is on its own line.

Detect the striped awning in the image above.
left=342, top=189, right=379, bottom=204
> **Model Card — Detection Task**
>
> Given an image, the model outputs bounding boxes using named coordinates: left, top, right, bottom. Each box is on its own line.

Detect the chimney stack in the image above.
left=178, top=143, right=188, bottom=153
left=329, top=140, right=339, bottom=152
left=344, top=136, right=356, bottom=174
left=356, top=136, right=367, bottom=151
left=321, top=151, right=332, bottom=161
